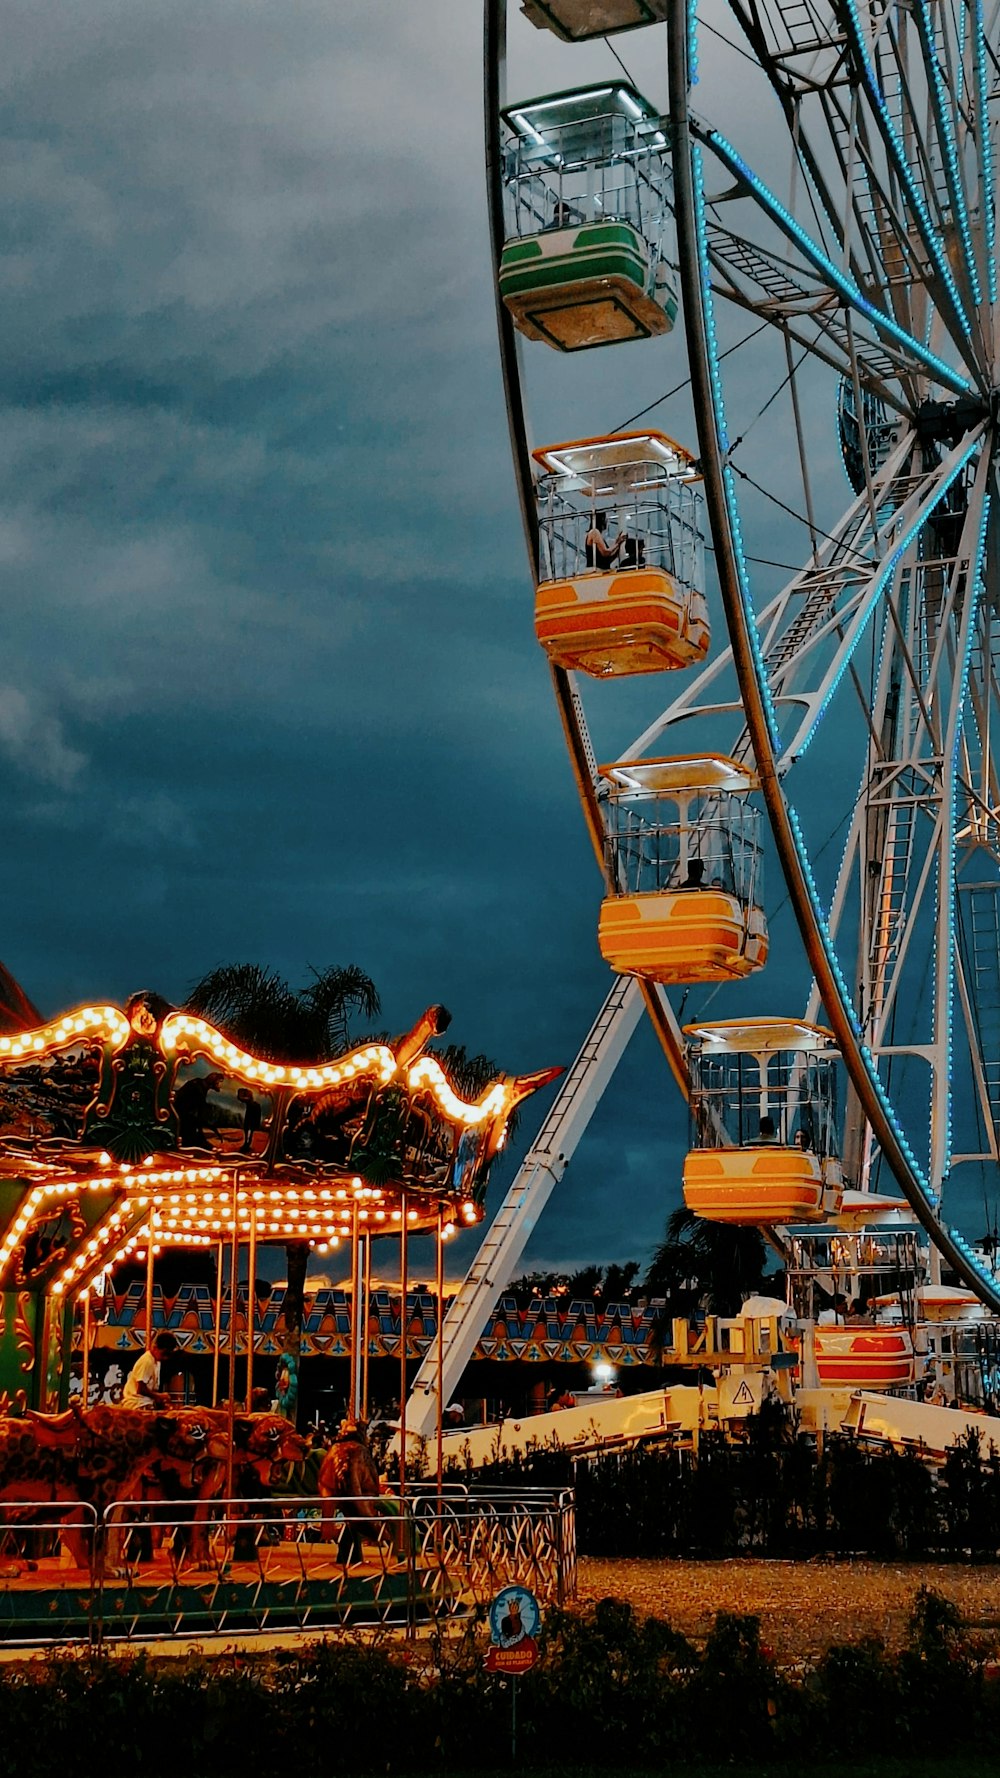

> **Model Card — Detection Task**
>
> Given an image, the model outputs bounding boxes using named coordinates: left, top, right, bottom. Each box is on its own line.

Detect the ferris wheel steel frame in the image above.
left=484, top=0, right=1000, bottom=1314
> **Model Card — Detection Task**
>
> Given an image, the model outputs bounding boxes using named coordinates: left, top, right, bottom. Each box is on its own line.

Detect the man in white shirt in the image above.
left=123, top=1331, right=177, bottom=1408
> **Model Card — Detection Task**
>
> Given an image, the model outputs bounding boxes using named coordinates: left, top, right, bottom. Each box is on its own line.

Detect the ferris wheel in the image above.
left=482, top=0, right=1000, bottom=1316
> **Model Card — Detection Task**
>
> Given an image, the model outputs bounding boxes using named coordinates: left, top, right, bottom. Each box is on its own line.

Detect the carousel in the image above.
left=0, top=989, right=563, bottom=1641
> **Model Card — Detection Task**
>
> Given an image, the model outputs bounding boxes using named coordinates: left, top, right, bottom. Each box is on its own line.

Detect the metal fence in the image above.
left=0, top=1485, right=575, bottom=1648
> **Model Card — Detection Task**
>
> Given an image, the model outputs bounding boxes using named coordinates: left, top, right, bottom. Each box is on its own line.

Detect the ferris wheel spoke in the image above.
left=912, top=0, right=983, bottom=318
left=705, top=221, right=916, bottom=409
left=800, top=446, right=992, bottom=1196
left=973, top=0, right=999, bottom=308
left=623, top=423, right=986, bottom=768
left=697, top=122, right=979, bottom=397
left=776, top=422, right=989, bottom=762
left=956, top=883, right=1000, bottom=1164
left=723, top=0, right=993, bottom=386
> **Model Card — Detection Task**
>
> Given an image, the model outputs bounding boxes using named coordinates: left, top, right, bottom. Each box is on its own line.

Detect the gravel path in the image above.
left=576, top=1558, right=1000, bottom=1658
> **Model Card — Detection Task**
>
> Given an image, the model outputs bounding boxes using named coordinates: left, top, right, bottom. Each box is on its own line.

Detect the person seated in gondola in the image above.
left=680, top=858, right=706, bottom=890
left=585, top=510, right=624, bottom=570
left=543, top=197, right=582, bottom=230
left=617, top=531, right=646, bottom=568
left=757, top=1114, right=779, bottom=1143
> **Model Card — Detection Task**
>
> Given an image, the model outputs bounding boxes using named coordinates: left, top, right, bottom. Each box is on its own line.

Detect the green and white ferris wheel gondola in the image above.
left=485, top=0, right=1000, bottom=1313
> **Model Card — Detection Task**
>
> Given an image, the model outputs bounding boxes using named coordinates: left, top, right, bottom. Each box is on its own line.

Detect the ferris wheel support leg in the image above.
left=405, top=976, right=645, bottom=1442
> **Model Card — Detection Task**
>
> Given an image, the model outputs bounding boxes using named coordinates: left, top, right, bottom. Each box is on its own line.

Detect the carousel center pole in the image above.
left=245, top=1203, right=257, bottom=1412
left=225, top=1171, right=239, bottom=1505
left=145, top=1206, right=156, bottom=1359
left=349, top=1201, right=361, bottom=1421
left=361, top=1225, right=372, bottom=1422
left=399, top=1192, right=408, bottom=1498
left=436, top=1208, right=444, bottom=1505
left=81, top=1288, right=91, bottom=1409
left=212, top=1239, right=224, bottom=1408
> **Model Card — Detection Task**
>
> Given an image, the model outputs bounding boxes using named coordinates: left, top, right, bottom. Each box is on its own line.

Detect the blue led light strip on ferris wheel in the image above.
left=914, top=0, right=981, bottom=308
left=938, top=491, right=990, bottom=1180
left=837, top=0, right=972, bottom=339
left=702, top=127, right=973, bottom=397
left=973, top=0, right=997, bottom=305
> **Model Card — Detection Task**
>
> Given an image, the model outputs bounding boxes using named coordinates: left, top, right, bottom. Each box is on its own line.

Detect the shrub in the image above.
left=0, top=1587, right=996, bottom=1773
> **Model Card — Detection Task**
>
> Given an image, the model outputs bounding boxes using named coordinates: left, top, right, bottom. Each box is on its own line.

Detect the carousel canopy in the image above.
left=0, top=992, right=560, bottom=1300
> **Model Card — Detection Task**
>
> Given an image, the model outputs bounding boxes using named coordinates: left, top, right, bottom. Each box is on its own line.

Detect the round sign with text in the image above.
left=485, top=1585, right=542, bottom=1674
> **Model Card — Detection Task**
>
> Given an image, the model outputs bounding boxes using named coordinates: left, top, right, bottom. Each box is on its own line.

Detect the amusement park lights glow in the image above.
left=0, top=995, right=553, bottom=1322
left=0, top=1004, right=519, bottom=1129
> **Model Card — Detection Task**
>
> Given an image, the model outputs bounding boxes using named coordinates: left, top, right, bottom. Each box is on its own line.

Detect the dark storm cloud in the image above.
left=0, top=0, right=645, bottom=1271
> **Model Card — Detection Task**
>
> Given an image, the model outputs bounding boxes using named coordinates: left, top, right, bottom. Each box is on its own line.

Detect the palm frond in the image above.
left=302, top=965, right=381, bottom=1055
left=185, top=964, right=299, bottom=1060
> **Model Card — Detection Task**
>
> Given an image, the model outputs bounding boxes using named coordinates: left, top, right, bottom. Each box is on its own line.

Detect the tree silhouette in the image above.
left=185, top=961, right=381, bottom=1382
left=644, top=1206, right=767, bottom=1319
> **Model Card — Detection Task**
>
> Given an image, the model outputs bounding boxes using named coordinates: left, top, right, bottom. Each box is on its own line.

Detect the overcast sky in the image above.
left=0, top=2, right=990, bottom=1285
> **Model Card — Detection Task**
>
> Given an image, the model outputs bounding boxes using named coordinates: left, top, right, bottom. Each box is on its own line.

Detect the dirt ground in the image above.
left=576, top=1557, right=1000, bottom=1659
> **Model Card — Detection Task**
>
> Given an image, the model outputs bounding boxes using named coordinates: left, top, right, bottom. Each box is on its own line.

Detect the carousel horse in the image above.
left=172, top=1411, right=311, bottom=1566
left=0, top=1404, right=227, bottom=1569
left=317, top=1419, right=384, bottom=1562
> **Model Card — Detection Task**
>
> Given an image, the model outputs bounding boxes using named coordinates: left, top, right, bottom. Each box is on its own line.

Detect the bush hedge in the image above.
left=463, top=1408, right=1000, bottom=1559
left=1, top=1589, right=998, bottom=1774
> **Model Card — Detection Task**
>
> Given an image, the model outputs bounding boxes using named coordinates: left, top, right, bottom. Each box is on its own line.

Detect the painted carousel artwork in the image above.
left=0, top=990, right=563, bottom=1639
left=0, top=990, right=556, bottom=1409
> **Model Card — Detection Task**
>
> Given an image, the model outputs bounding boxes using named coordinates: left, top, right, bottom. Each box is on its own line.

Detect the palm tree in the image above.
left=185, top=962, right=381, bottom=1380
left=602, top=1260, right=641, bottom=1302
left=644, top=1206, right=767, bottom=1320
left=187, top=963, right=380, bottom=1062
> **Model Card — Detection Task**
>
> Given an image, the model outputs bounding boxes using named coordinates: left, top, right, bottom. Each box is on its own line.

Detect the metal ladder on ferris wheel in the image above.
left=405, top=973, right=646, bottom=1441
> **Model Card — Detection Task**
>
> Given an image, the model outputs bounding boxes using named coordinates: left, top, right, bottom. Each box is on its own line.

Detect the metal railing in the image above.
left=0, top=1503, right=100, bottom=1647
left=0, top=1486, right=575, bottom=1648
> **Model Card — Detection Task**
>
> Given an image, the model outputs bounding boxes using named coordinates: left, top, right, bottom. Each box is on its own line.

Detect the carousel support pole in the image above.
left=225, top=1172, right=239, bottom=1506
left=361, top=1228, right=372, bottom=1422
left=81, top=1289, right=91, bottom=1409
left=399, top=1194, right=408, bottom=1498
left=212, top=1240, right=224, bottom=1408
left=145, top=1209, right=156, bottom=1354
left=436, top=1209, right=444, bottom=1506
left=245, top=1204, right=257, bottom=1412
left=349, top=1202, right=361, bottom=1421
